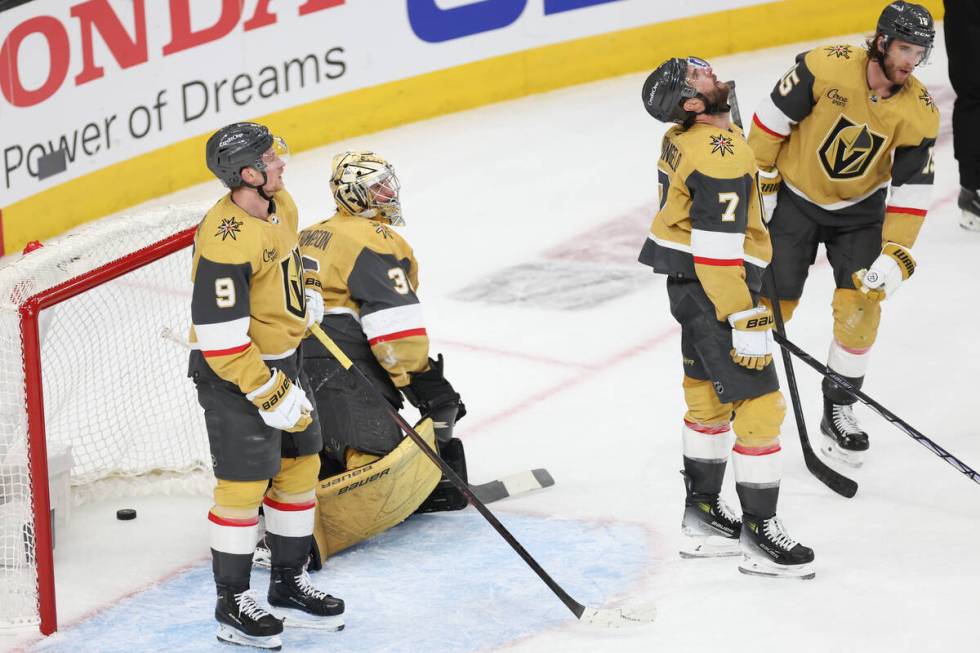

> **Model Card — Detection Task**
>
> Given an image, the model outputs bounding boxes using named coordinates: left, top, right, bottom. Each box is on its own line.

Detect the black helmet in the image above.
left=205, top=122, right=274, bottom=189
left=875, top=2, right=935, bottom=63
left=641, top=58, right=697, bottom=124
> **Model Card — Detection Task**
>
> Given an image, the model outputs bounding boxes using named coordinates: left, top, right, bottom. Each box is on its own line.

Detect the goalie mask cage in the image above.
left=0, top=204, right=213, bottom=634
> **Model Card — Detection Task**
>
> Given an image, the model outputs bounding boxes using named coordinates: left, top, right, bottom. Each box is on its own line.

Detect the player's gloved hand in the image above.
left=246, top=369, right=313, bottom=432
left=304, top=288, right=324, bottom=328
left=758, top=167, right=781, bottom=224
left=851, top=242, right=916, bottom=302
left=403, top=354, right=466, bottom=443
left=728, top=306, right=775, bottom=371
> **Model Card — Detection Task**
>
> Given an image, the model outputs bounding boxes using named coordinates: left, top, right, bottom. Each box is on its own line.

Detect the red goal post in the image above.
left=0, top=204, right=210, bottom=634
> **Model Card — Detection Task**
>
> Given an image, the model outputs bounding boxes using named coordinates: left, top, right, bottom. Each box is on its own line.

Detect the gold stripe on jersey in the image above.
left=300, top=212, right=429, bottom=388
left=190, top=190, right=308, bottom=394
left=639, top=123, right=772, bottom=321
left=749, top=45, right=938, bottom=247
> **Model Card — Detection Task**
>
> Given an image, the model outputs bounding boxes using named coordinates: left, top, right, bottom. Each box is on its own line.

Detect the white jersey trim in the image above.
left=325, top=306, right=361, bottom=323
left=888, top=183, right=932, bottom=212
left=691, top=229, right=746, bottom=261
left=782, top=177, right=890, bottom=212
left=647, top=234, right=770, bottom=269
left=361, top=303, right=425, bottom=341
left=193, top=317, right=250, bottom=353
left=752, top=96, right=795, bottom=137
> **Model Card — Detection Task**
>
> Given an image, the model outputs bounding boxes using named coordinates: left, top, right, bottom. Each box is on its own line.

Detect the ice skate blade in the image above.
left=679, top=532, right=741, bottom=558
left=819, top=432, right=864, bottom=468
left=269, top=607, right=344, bottom=631
left=216, top=624, right=282, bottom=650
left=960, top=210, right=980, bottom=232
left=252, top=547, right=271, bottom=569
left=738, top=556, right=815, bottom=580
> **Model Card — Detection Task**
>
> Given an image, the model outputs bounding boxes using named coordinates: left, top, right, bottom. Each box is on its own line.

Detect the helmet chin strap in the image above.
left=243, top=171, right=277, bottom=215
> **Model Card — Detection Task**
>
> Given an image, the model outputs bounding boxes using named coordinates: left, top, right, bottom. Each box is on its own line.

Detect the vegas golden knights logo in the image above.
left=818, top=115, right=886, bottom=180
left=281, top=248, right=307, bottom=319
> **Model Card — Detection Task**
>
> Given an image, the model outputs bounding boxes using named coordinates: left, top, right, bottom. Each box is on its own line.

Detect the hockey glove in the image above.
left=305, top=288, right=324, bottom=328
left=403, top=354, right=466, bottom=443
left=851, top=242, right=916, bottom=302
left=728, top=306, right=775, bottom=371
left=246, top=369, right=313, bottom=432
left=758, top=167, right=781, bottom=224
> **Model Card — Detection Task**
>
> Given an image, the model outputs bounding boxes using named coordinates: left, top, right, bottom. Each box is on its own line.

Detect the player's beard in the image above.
left=879, top=55, right=907, bottom=94
left=701, top=81, right=731, bottom=115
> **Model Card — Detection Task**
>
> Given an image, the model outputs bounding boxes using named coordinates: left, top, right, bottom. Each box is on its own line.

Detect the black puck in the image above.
left=116, top=508, right=137, bottom=521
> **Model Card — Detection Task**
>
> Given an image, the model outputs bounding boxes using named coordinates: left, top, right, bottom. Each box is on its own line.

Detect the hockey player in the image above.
left=295, top=150, right=467, bottom=566
left=747, top=2, right=939, bottom=466
left=944, top=0, right=980, bottom=230
left=639, top=57, right=814, bottom=579
left=191, top=122, right=344, bottom=649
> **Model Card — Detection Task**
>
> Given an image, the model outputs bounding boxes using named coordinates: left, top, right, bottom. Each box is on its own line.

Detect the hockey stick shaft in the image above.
left=307, top=324, right=589, bottom=619
left=772, top=330, right=980, bottom=487
left=763, top=273, right=858, bottom=497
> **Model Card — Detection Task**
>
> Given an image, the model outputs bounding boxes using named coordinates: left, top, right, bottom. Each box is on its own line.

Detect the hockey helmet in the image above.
left=875, top=1, right=935, bottom=64
left=205, top=122, right=289, bottom=189
left=329, top=151, right=404, bottom=226
left=641, top=57, right=706, bottom=124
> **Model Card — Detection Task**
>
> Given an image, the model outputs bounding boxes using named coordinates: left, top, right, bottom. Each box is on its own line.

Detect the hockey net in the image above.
left=0, top=203, right=213, bottom=632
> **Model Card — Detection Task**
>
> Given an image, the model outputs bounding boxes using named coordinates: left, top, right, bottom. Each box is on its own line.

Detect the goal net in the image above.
left=0, top=203, right=213, bottom=632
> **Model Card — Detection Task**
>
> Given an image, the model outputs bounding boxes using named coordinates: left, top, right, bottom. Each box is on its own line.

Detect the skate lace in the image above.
left=235, top=590, right=273, bottom=620
left=832, top=404, right=862, bottom=435
left=763, top=517, right=799, bottom=551
left=295, top=570, right=329, bottom=601
left=714, top=497, right=738, bottom=524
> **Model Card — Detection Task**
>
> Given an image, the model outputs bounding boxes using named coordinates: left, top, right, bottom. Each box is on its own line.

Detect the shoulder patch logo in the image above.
left=215, top=217, right=242, bottom=241
left=375, top=223, right=393, bottom=239
left=824, top=45, right=852, bottom=59
left=818, top=115, right=887, bottom=180
left=919, top=89, right=937, bottom=112
left=710, top=134, right=735, bottom=157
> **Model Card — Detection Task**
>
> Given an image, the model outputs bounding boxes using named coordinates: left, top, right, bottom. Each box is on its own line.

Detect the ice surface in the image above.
left=3, top=25, right=979, bottom=653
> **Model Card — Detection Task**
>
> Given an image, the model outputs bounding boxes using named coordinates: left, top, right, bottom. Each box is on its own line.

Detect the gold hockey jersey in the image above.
left=299, top=212, right=428, bottom=388
left=748, top=44, right=939, bottom=247
left=189, top=190, right=308, bottom=394
left=638, top=122, right=772, bottom=321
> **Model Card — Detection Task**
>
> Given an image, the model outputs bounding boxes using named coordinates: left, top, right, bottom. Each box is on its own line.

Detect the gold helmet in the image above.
left=329, top=151, right=403, bottom=226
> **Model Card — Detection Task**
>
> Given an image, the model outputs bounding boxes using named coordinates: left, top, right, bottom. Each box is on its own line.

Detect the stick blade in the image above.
left=470, top=468, right=555, bottom=503
left=577, top=603, right=657, bottom=628
left=803, top=448, right=858, bottom=498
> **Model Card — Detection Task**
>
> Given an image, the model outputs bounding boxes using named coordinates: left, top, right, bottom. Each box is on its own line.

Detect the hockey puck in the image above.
left=116, top=508, right=137, bottom=521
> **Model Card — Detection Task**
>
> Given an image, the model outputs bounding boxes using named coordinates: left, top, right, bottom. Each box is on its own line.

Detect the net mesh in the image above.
left=0, top=202, right=214, bottom=627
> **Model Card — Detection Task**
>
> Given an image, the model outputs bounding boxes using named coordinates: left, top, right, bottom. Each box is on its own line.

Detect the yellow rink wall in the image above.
left=0, top=0, right=944, bottom=255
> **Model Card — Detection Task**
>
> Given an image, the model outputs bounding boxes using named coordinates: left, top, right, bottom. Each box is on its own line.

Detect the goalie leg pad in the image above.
left=311, top=418, right=441, bottom=567
left=415, top=437, right=469, bottom=514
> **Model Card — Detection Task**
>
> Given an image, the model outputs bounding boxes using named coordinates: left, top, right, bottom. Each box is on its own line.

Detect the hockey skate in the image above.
left=253, top=535, right=271, bottom=569
left=215, top=588, right=283, bottom=650
left=268, top=567, right=345, bottom=631
left=819, top=399, right=869, bottom=467
left=738, top=515, right=814, bottom=580
left=958, top=187, right=980, bottom=232
left=679, top=473, right=741, bottom=558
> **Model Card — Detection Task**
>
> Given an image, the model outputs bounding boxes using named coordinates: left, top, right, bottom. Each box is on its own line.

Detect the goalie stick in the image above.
left=470, top=468, right=554, bottom=503
left=763, top=273, right=859, bottom=498
left=308, top=323, right=656, bottom=628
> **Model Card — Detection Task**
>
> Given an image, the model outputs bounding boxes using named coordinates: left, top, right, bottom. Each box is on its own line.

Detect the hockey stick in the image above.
left=763, top=273, right=859, bottom=498
left=162, top=327, right=559, bottom=503
left=772, top=330, right=980, bottom=488
left=308, top=323, right=656, bottom=627
left=470, top=468, right=555, bottom=503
